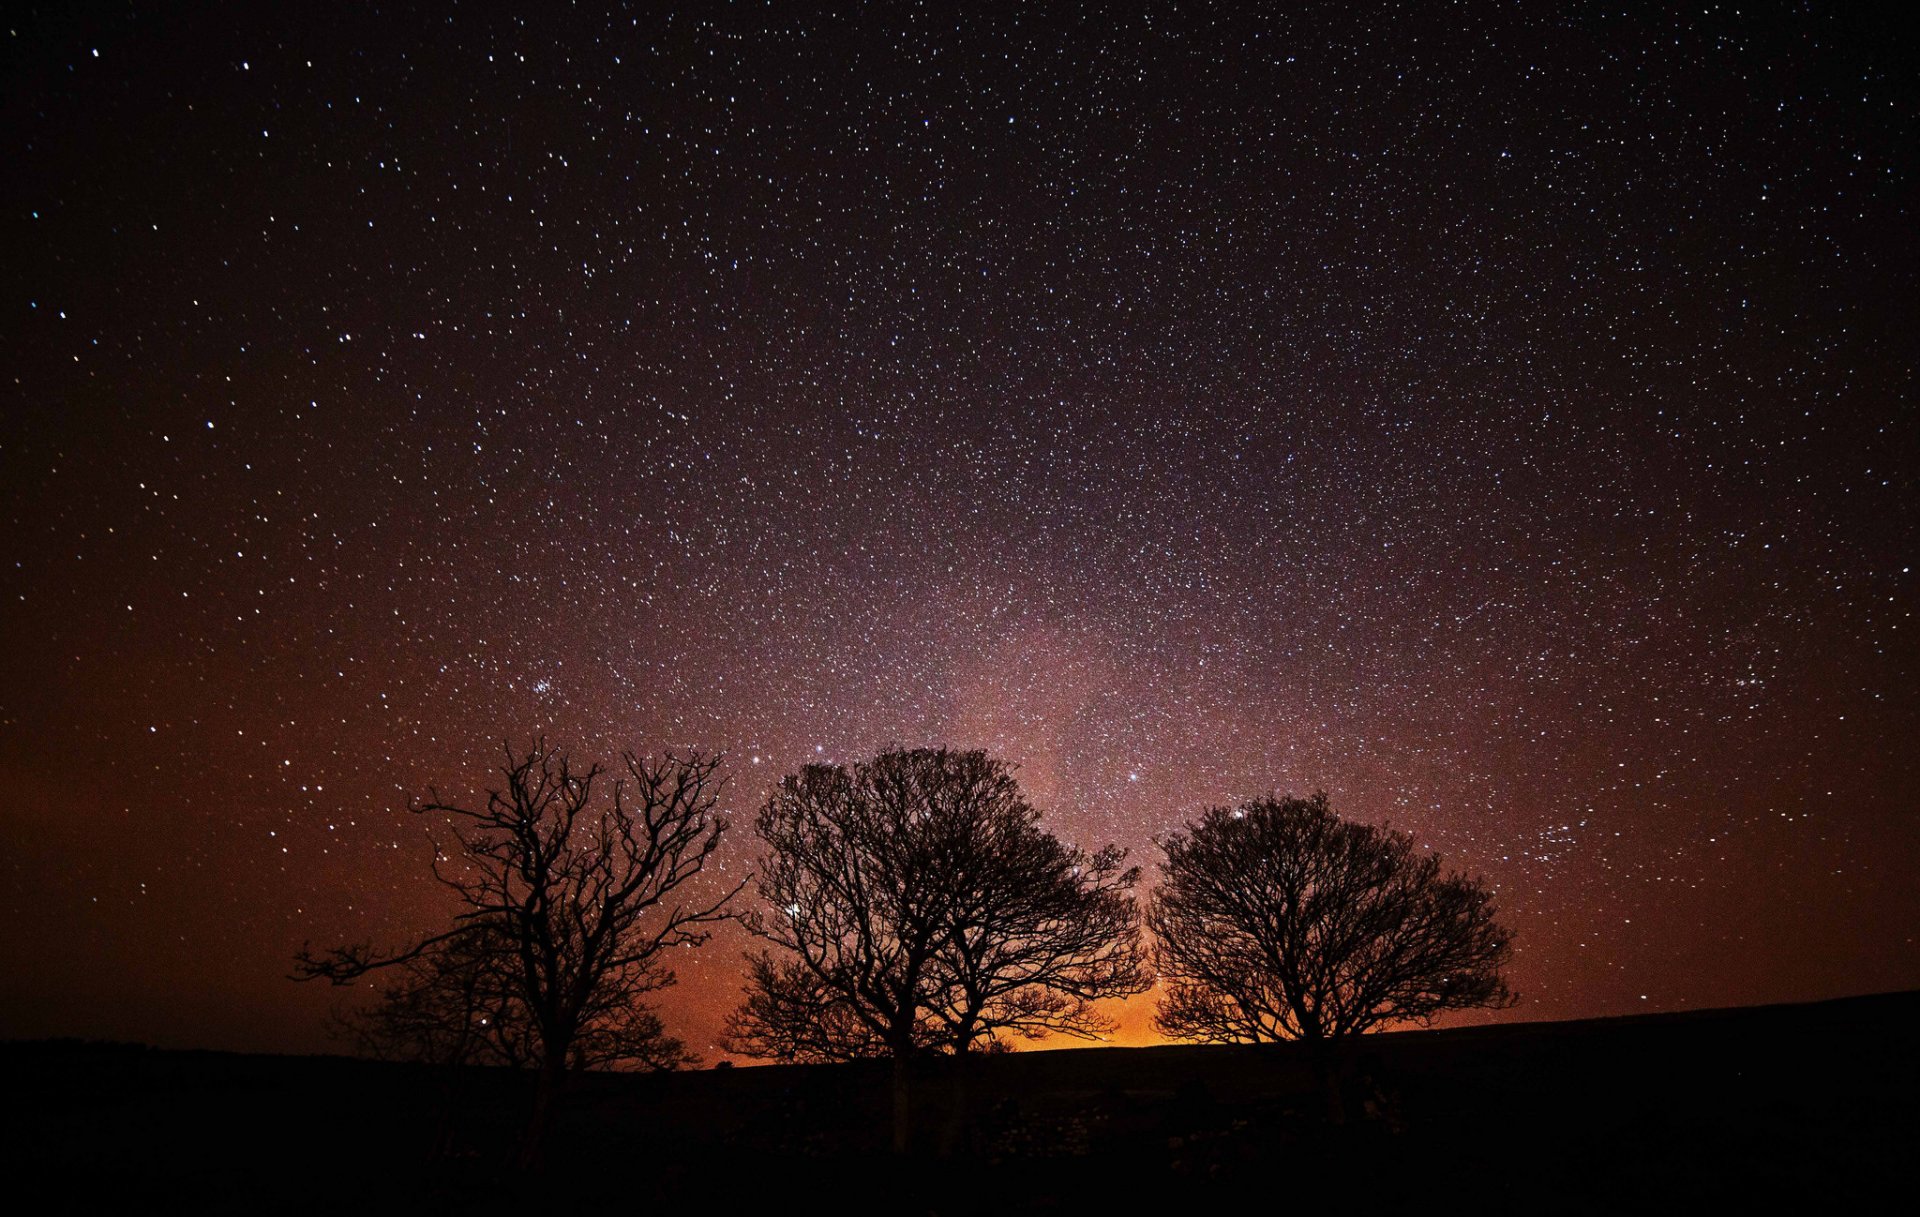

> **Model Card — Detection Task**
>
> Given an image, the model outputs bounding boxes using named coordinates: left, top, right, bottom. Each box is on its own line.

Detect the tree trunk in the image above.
left=517, top=1058, right=567, bottom=1170
left=1308, top=1038, right=1346, bottom=1125
left=890, top=1053, right=913, bottom=1155
left=940, top=1049, right=973, bottom=1158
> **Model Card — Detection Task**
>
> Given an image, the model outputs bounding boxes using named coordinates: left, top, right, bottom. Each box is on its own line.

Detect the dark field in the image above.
left=7, top=991, right=1913, bottom=1215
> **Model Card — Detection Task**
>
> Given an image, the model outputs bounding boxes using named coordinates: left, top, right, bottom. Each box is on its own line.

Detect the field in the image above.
left=7, top=991, right=1913, bottom=1214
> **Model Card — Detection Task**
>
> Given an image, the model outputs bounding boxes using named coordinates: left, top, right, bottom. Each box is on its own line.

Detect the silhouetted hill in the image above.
left=6, top=991, right=1914, bottom=1214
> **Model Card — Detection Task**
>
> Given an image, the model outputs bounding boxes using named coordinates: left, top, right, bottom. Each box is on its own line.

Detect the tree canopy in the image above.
left=296, top=739, right=737, bottom=1161
left=1149, top=793, right=1515, bottom=1044
left=725, top=746, right=1150, bottom=1149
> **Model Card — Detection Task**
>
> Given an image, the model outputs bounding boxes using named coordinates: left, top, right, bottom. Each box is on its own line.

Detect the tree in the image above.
left=1148, top=792, right=1514, bottom=1110
left=932, top=836, right=1150, bottom=1054
left=331, top=918, right=699, bottom=1073
left=720, top=951, right=891, bottom=1064
left=295, top=739, right=737, bottom=1165
left=325, top=920, right=528, bottom=1068
left=725, top=747, right=1150, bottom=1152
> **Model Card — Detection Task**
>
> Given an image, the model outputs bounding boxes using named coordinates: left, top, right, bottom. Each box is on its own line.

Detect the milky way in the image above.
left=3, top=4, right=1914, bottom=1057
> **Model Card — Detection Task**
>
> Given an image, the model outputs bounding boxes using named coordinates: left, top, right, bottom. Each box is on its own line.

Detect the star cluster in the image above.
left=2, top=3, right=1914, bottom=1056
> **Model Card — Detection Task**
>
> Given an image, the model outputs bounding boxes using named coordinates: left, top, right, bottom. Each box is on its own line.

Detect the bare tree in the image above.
left=720, top=951, right=892, bottom=1063
left=325, top=921, right=527, bottom=1068
left=726, top=747, right=1149, bottom=1152
left=295, top=739, right=737, bottom=1165
left=1149, top=793, right=1515, bottom=1108
left=933, top=837, right=1150, bottom=1053
left=728, top=751, right=956, bottom=1152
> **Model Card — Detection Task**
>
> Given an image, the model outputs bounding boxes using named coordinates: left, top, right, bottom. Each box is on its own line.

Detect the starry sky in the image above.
left=3, top=3, right=1915, bottom=1059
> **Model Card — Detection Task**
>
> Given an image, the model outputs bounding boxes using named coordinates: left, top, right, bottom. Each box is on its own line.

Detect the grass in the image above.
left=7, top=990, right=1913, bottom=1214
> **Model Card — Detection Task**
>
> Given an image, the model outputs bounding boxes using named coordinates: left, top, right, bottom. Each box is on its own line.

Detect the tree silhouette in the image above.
left=721, top=950, right=892, bottom=1063
left=1149, top=793, right=1514, bottom=1079
left=331, top=918, right=699, bottom=1073
left=294, top=739, right=737, bottom=1165
left=725, top=746, right=1149, bottom=1152
left=325, top=920, right=526, bottom=1068
left=932, top=836, right=1150, bottom=1053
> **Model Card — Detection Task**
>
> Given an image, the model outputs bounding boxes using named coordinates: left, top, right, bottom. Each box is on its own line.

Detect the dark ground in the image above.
left=5, top=991, right=1913, bottom=1215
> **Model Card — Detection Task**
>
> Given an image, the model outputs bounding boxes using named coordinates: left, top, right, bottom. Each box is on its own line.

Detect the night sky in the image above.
left=4, top=3, right=1915, bottom=1060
